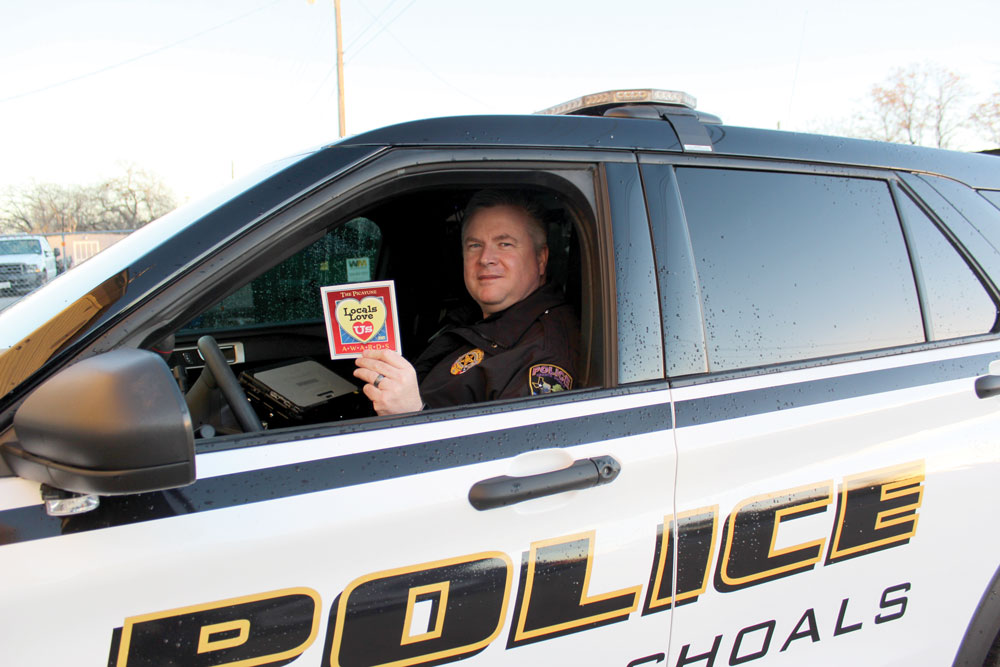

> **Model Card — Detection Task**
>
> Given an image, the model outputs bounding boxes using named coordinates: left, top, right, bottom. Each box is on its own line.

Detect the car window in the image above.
left=895, top=190, right=998, bottom=340
left=674, top=168, right=923, bottom=372
left=0, top=239, right=42, bottom=254
left=605, top=162, right=663, bottom=383
left=166, top=181, right=591, bottom=435
left=918, top=175, right=1000, bottom=259
left=899, top=173, right=1000, bottom=291
left=180, top=217, right=382, bottom=333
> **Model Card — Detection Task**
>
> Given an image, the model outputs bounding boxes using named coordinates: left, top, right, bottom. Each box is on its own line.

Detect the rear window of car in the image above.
left=675, top=168, right=923, bottom=372
left=895, top=190, right=997, bottom=340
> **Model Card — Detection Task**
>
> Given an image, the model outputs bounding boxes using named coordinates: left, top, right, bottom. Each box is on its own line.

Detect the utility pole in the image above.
left=310, top=0, right=346, bottom=137
left=335, top=0, right=346, bottom=137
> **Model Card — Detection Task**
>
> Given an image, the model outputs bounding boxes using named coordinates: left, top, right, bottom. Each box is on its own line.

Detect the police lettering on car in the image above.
left=2, top=89, right=1000, bottom=666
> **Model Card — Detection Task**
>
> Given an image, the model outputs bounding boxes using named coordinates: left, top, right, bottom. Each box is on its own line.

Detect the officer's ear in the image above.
left=536, top=245, right=549, bottom=279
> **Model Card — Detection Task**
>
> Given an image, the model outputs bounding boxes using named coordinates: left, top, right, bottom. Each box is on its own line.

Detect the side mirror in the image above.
left=53, top=247, right=60, bottom=257
left=1, top=349, right=195, bottom=495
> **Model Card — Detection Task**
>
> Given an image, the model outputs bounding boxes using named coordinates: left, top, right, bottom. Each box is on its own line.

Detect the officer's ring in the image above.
left=374, top=373, right=385, bottom=388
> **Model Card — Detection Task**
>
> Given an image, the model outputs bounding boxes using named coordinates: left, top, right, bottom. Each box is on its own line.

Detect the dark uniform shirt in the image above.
left=414, top=282, right=580, bottom=409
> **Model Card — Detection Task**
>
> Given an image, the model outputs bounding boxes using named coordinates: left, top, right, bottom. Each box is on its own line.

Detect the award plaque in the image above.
left=320, top=280, right=401, bottom=359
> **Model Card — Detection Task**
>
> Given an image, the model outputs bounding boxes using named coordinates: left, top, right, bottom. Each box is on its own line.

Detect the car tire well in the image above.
left=952, top=562, right=1000, bottom=666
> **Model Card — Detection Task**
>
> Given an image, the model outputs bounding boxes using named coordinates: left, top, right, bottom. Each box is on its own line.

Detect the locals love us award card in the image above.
left=320, top=280, right=401, bottom=359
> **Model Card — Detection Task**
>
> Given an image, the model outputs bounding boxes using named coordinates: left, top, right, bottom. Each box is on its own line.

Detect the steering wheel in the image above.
left=196, top=335, right=263, bottom=432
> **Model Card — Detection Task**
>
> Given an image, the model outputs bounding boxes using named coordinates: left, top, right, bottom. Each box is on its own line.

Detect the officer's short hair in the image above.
left=462, top=190, right=548, bottom=253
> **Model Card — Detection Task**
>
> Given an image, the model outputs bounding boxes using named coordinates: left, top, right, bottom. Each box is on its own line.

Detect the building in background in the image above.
left=43, top=230, right=131, bottom=272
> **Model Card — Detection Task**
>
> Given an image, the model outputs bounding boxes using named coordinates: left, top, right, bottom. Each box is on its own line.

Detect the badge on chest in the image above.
left=450, top=349, right=485, bottom=375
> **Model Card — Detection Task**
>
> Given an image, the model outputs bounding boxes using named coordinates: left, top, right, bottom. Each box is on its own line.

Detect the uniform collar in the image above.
left=464, top=282, right=566, bottom=350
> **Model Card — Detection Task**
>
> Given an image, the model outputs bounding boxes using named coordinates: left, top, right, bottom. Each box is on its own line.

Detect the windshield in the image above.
left=0, top=239, right=41, bottom=255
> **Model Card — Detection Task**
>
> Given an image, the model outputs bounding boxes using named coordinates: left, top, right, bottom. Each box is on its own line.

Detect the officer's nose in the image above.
left=479, top=245, right=498, bottom=265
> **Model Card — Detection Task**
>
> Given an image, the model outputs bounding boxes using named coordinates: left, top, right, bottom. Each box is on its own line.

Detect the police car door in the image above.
left=642, top=158, right=1000, bottom=666
left=0, top=153, right=676, bottom=666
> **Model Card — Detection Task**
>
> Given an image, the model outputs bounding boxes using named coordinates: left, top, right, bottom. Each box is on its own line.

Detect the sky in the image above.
left=1, top=0, right=998, bottom=202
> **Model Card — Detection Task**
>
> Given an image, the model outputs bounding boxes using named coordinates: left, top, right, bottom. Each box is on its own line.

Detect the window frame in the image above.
left=890, top=179, right=1000, bottom=340
left=77, top=147, right=659, bottom=453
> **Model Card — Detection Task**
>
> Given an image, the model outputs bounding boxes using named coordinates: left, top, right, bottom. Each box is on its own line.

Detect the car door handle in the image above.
left=468, top=455, right=621, bottom=511
left=975, top=373, right=1000, bottom=399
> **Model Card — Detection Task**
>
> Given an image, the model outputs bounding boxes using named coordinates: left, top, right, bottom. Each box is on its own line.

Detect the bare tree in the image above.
left=0, top=164, right=176, bottom=234
left=93, top=163, right=177, bottom=230
left=972, top=91, right=1000, bottom=148
left=857, top=64, right=969, bottom=149
left=0, top=182, right=98, bottom=234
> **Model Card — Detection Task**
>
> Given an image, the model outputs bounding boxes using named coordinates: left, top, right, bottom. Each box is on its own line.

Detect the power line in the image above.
left=785, top=8, right=809, bottom=130
left=344, top=0, right=418, bottom=63
left=308, top=0, right=490, bottom=119
left=307, top=0, right=415, bottom=105
left=342, top=0, right=489, bottom=109
left=0, top=0, right=283, bottom=105
left=344, top=0, right=407, bottom=54
left=383, top=33, right=491, bottom=110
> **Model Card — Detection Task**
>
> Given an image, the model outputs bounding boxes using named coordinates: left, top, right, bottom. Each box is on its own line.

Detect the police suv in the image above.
left=2, top=89, right=1000, bottom=667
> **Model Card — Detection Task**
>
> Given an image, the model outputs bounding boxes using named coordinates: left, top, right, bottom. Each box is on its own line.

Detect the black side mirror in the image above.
left=1, top=349, right=195, bottom=495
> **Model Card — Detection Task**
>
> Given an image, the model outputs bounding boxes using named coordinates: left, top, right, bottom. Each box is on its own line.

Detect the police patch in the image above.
left=528, top=364, right=573, bottom=395
left=450, top=348, right=485, bottom=375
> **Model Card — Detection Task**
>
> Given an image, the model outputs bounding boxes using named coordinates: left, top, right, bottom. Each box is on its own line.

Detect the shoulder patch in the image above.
left=529, top=364, right=573, bottom=395
left=450, top=348, right=485, bottom=375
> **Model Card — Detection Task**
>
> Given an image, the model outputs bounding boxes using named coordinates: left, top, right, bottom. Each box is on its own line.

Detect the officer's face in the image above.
left=462, top=205, right=548, bottom=317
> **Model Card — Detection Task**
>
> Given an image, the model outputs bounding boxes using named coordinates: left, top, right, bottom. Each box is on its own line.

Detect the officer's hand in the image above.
left=353, top=349, right=423, bottom=415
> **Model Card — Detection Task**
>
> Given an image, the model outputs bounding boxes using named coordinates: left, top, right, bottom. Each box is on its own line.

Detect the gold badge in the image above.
left=450, top=348, right=485, bottom=375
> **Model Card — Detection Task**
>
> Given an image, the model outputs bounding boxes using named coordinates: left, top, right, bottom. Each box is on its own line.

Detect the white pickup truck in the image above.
left=0, top=235, right=58, bottom=296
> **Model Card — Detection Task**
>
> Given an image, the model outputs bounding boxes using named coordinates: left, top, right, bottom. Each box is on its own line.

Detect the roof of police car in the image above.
left=338, top=113, right=1000, bottom=189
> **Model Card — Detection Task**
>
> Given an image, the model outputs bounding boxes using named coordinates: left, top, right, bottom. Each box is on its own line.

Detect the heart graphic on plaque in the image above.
left=335, top=297, right=387, bottom=343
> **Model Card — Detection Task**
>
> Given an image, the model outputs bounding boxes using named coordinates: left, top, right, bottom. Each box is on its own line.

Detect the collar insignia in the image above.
left=450, top=348, right=485, bottom=375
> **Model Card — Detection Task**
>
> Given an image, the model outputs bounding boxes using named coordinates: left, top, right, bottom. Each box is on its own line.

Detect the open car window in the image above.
left=165, top=179, right=592, bottom=436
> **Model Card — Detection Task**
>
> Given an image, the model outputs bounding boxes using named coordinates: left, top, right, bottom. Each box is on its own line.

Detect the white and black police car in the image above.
left=2, top=89, right=1000, bottom=666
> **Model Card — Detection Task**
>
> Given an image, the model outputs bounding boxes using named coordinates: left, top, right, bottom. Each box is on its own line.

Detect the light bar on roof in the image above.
left=535, top=89, right=697, bottom=115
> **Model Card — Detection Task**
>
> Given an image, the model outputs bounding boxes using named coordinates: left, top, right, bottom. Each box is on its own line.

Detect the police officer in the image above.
left=353, top=190, right=580, bottom=415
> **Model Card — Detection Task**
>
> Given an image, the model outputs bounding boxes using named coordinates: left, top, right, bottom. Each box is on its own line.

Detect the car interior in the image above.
left=163, top=182, right=595, bottom=437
